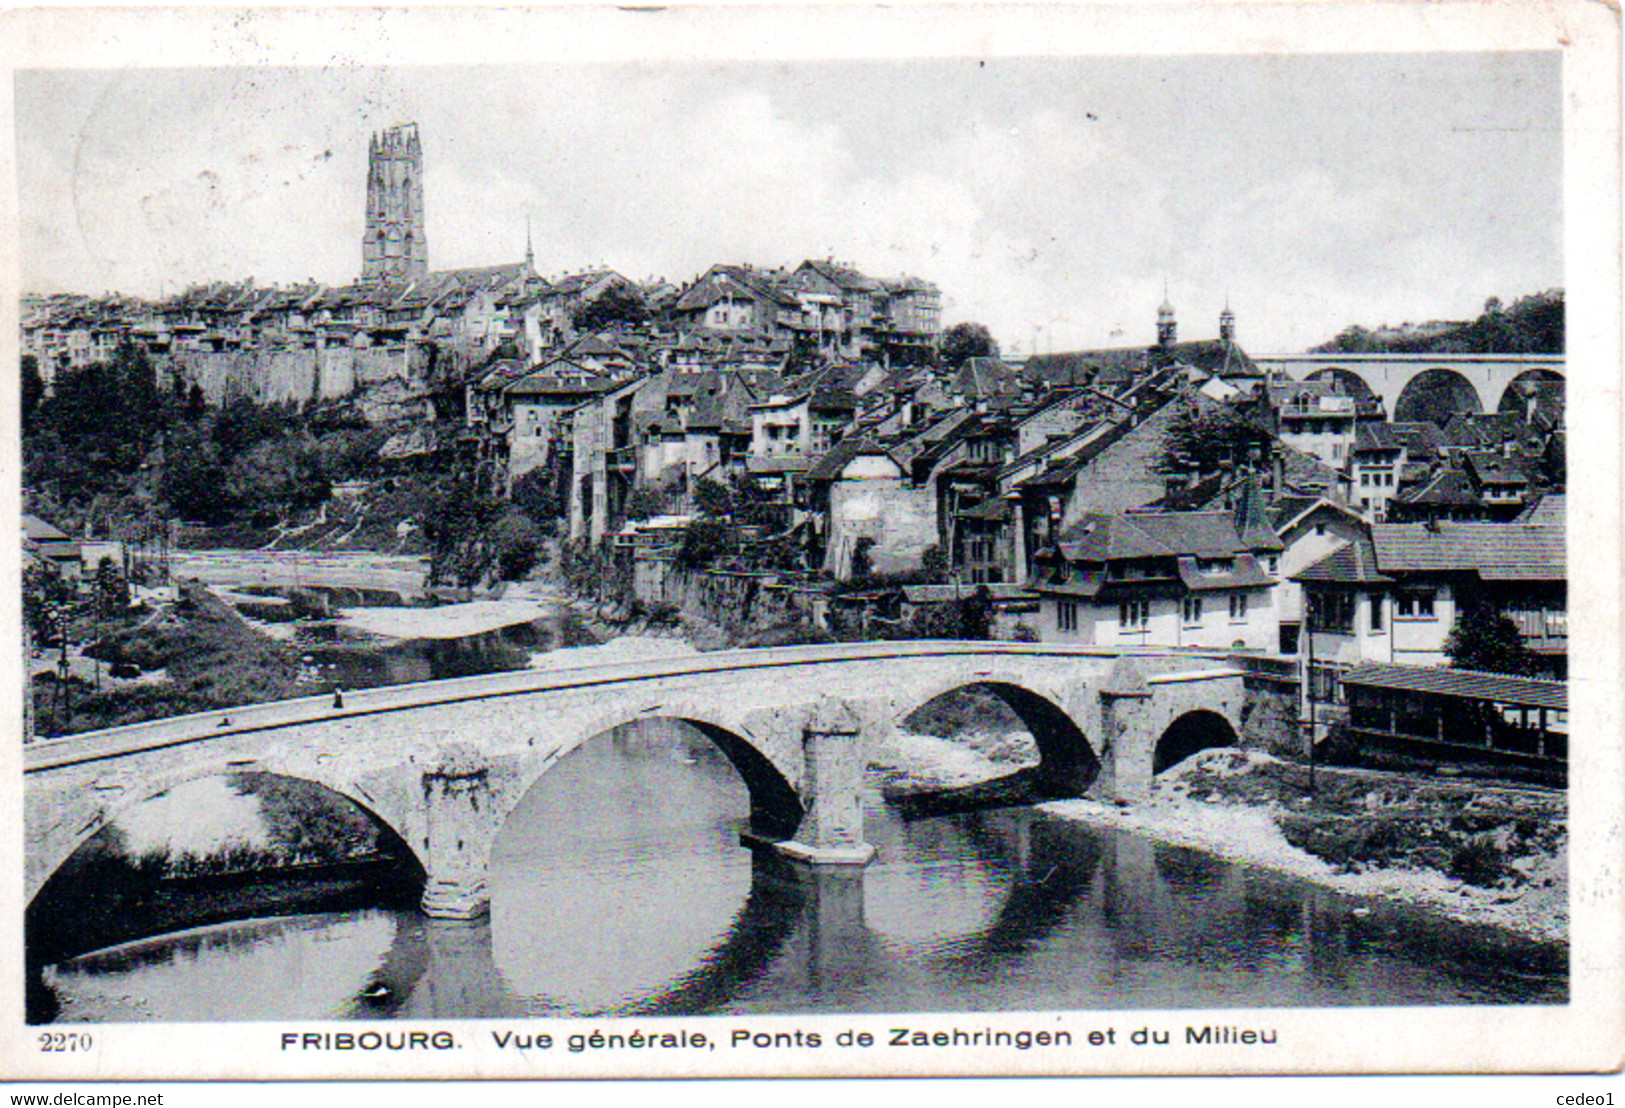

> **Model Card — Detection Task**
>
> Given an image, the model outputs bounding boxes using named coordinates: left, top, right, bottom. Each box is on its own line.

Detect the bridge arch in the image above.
left=498, top=711, right=806, bottom=848
left=1305, top=367, right=1379, bottom=407
left=893, top=678, right=1100, bottom=796
left=1393, top=367, right=1484, bottom=425
left=24, top=765, right=424, bottom=912
left=1493, top=367, right=1565, bottom=417
left=1153, top=709, right=1239, bottom=775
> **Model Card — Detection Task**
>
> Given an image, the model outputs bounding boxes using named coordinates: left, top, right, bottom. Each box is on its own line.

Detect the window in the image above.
left=1057, top=600, right=1078, bottom=633
left=1182, top=597, right=1203, bottom=626
left=1396, top=590, right=1437, bottom=619
left=1119, top=600, right=1149, bottom=630
left=1309, top=591, right=1355, bottom=633
left=1315, top=523, right=1327, bottom=536
left=1265, top=555, right=1279, bottom=576
left=1369, top=594, right=1385, bottom=633
left=1229, top=594, right=1249, bottom=622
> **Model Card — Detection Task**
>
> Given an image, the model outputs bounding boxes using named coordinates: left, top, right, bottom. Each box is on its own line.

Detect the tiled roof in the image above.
left=1022, top=348, right=1144, bottom=389
left=1292, top=538, right=1394, bottom=585
left=1370, top=522, right=1564, bottom=580
left=953, top=357, right=1022, bottom=403
left=1341, top=662, right=1566, bottom=710
left=1054, top=511, right=1271, bottom=563
left=805, top=435, right=899, bottom=482
left=1463, top=450, right=1538, bottom=486
left=1355, top=420, right=1449, bottom=456
left=1441, top=411, right=1528, bottom=448
left=21, top=514, right=71, bottom=543
left=1157, top=338, right=1262, bottom=379
left=1397, top=467, right=1477, bottom=506
left=1176, top=553, right=1274, bottom=591
left=1515, top=493, right=1565, bottom=524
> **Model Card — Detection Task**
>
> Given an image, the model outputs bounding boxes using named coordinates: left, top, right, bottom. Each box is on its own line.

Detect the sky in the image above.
left=15, top=53, right=1562, bottom=354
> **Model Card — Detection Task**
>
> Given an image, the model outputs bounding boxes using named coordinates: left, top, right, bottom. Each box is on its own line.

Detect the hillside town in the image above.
left=23, top=123, right=1567, bottom=780
left=16, top=39, right=1585, bottom=1032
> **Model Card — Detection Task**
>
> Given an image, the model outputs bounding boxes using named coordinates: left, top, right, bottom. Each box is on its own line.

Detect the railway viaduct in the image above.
left=1254, top=352, right=1563, bottom=418
left=24, top=641, right=1251, bottom=919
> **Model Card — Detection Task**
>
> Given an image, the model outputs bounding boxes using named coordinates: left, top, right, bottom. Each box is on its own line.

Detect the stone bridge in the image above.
left=24, top=642, right=1248, bottom=919
left=1255, top=352, right=1564, bottom=419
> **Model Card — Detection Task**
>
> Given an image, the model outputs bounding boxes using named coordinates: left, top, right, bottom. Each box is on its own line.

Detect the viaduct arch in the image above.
left=1255, top=353, right=1564, bottom=420
left=25, top=643, right=1247, bottom=920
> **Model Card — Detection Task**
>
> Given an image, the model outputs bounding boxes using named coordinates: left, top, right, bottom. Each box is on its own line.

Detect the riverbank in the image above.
left=867, top=732, right=1566, bottom=945
left=1038, top=748, right=1567, bottom=945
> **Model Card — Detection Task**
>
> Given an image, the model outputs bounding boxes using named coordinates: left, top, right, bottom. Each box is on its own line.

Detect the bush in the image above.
left=623, top=487, right=673, bottom=523
left=678, top=519, right=735, bottom=569
left=1449, top=836, right=1510, bottom=887
left=492, top=513, right=544, bottom=581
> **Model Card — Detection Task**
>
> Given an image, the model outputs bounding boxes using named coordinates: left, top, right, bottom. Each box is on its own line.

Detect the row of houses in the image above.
left=21, top=256, right=942, bottom=392
left=499, top=300, right=1567, bottom=699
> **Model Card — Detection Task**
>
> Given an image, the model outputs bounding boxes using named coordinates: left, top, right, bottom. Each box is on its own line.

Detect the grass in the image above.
left=37, top=581, right=306, bottom=735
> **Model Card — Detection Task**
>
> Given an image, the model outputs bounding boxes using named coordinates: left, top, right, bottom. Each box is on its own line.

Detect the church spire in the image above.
left=524, top=215, right=535, bottom=274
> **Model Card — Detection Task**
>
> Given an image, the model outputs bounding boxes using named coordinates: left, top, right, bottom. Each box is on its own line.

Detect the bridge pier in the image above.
left=413, top=744, right=503, bottom=920
left=776, top=698, right=876, bottom=866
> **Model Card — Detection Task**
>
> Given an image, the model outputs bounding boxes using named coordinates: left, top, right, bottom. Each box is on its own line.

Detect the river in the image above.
left=38, top=718, right=1565, bottom=1021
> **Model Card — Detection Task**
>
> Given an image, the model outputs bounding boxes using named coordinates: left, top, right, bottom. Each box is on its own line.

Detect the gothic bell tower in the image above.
left=362, top=123, right=429, bottom=282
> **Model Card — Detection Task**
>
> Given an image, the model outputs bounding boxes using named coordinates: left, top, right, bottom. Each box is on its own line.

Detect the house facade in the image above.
left=1028, top=510, right=1282, bottom=650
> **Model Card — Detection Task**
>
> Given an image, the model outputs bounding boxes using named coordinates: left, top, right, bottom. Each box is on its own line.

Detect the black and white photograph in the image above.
left=4, top=1, right=1620, bottom=1083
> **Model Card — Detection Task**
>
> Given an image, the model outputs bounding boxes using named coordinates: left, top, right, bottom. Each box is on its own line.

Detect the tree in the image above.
left=421, top=475, right=505, bottom=588
left=850, top=537, right=876, bottom=580
left=921, top=544, right=949, bottom=584
left=623, top=487, right=672, bottom=523
left=678, top=519, right=735, bottom=569
left=226, top=436, right=330, bottom=525
left=692, top=477, right=733, bottom=519
left=1158, top=402, right=1273, bottom=474
left=160, top=431, right=235, bottom=523
left=95, top=556, right=129, bottom=616
left=1445, top=606, right=1540, bottom=675
left=491, top=513, right=545, bottom=581
left=21, top=356, right=45, bottom=430
left=939, top=322, right=998, bottom=368
left=511, top=465, right=564, bottom=530
left=572, top=284, right=648, bottom=333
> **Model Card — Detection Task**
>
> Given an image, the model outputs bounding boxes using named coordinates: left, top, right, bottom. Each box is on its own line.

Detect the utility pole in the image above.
left=1304, top=599, right=1317, bottom=796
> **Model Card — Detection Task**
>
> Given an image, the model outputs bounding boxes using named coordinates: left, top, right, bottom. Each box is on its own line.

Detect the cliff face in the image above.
left=167, top=343, right=437, bottom=422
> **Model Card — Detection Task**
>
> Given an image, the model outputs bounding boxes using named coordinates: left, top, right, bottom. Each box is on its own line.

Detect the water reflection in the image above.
left=304, top=614, right=598, bottom=690
left=40, top=721, right=1567, bottom=1022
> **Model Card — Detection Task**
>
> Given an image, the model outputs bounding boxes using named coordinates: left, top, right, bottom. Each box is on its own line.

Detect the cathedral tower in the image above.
left=362, top=123, right=428, bottom=282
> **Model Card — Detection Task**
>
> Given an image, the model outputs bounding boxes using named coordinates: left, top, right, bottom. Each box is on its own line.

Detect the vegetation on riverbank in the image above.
left=36, top=581, right=306, bottom=736
left=1047, top=748, right=1567, bottom=943
left=26, top=772, right=413, bottom=976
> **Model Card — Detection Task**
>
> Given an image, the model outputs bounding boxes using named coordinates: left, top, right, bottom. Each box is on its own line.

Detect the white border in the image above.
left=0, top=1, right=1618, bottom=1080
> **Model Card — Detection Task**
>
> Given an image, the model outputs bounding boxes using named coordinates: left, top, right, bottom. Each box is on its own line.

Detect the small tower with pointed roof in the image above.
left=1220, top=300, right=1236, bottom=344
left=1157, top=284, right=1177, bottom=348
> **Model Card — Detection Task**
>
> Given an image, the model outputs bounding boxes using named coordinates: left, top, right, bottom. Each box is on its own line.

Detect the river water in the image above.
left=40, top=719, right=1565, bottom=1021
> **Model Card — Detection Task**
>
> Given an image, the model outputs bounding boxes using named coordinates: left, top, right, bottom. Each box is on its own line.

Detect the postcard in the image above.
left=2, top=1, right=1619, bottom=1081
